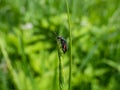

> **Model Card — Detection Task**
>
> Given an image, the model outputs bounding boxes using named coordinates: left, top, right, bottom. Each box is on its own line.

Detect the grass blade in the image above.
left=65, top=0, right=72, bottom=90
left=57, top=39, right=63, bottom=90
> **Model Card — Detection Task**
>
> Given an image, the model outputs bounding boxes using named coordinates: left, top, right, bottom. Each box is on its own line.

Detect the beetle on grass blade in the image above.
left=51, top=31, right=68, bottom=53
left=57, top=36, right=68, bottom=53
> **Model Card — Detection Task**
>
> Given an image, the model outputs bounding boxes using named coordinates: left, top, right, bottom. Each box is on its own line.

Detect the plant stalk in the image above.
left=65, top=0, right=72, bottom=90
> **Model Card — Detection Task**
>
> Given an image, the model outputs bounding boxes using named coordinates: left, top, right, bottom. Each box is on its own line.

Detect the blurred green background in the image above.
left=0, top=0, right=120, bottom=90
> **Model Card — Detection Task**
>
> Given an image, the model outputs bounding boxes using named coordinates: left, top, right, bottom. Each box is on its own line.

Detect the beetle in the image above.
left=57, top=36, right=67, bottom=53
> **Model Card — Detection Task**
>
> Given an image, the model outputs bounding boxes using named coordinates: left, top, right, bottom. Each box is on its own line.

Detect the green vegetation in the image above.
left=65, top=0, right=72, bottom=90
left=0, top=0, right=120, bottom=90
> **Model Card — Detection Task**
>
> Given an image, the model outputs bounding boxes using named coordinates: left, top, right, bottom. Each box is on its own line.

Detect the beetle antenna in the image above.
left=51, top=31, right=58, bottom=36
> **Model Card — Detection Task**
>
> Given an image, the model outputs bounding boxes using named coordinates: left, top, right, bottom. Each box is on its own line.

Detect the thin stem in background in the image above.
left=65, top=0, right=72, bottom=90
left=0, top=43, right=21, bottom=90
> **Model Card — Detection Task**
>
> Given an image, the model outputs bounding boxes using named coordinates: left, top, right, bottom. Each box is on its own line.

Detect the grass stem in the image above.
left=57, top=39, right=63, bottom=90
left=65, top=0, right=72, bottom=90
